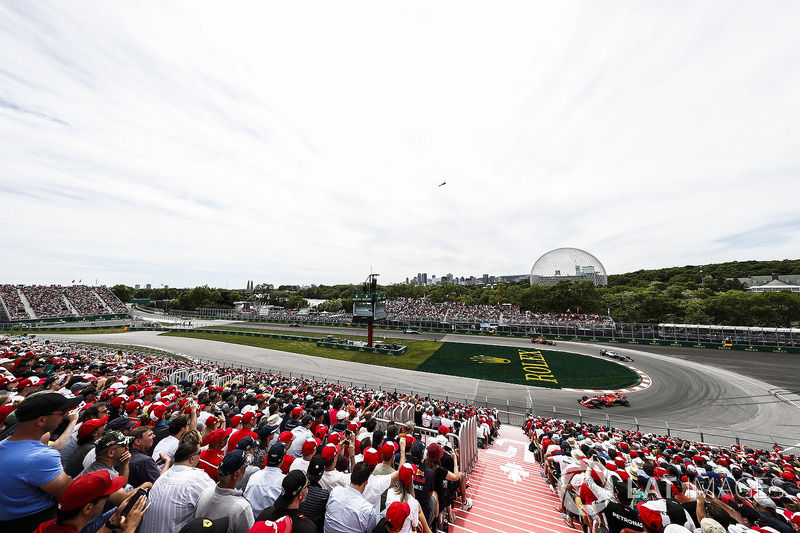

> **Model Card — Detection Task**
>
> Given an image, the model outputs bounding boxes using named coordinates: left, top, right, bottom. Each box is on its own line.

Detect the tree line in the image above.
left=110, top=259, right=800, bottom=328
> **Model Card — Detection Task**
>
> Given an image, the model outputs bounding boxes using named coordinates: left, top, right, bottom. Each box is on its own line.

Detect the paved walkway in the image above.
left=450, top=424, right=573, bottom=533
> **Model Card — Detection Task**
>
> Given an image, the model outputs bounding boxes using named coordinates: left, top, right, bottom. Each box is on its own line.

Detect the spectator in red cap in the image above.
left=201, top=428, right=234, bottom=482
left=0, top=392, right=80, bottom=531
left=385, top=464, right=431, bottom=533
left=287, top=414, right=314, bottom=459
left=289, top=438, right=319, bottom=474
left=372, top=501, right=413, bottom=533
left=320, top=441, right=356, bottom=492
left=362, top=440, right=405, bottom=516
left=228, top=412, right=258, bottom=454
left=60, top=402, right=110, bottom=469
left=64, top=415, right=108, bottom=478
left=33, top=471, right=146, bottom=533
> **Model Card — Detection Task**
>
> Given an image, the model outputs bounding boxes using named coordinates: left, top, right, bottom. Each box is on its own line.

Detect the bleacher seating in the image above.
left=0, top=284, right=129, bottom=322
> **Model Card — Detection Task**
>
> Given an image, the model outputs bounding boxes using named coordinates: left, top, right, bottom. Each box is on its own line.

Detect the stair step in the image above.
left=454, top=423, right=577, bottom=532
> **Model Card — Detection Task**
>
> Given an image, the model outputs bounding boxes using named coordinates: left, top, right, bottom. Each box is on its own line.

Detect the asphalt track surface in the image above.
left=40, top=319, right=800, bottom=443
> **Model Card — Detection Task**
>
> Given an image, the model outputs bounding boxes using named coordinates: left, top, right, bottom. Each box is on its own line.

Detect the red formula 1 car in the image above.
left=578, top=393, right=630, bottom=408
left=531, top=337, right=557, bottom=346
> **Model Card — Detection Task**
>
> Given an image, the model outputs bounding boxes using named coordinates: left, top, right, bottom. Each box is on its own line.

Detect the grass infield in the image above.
left=418, top=343, right=641, bottom=389
left=162, top=331, right=640, bottom=390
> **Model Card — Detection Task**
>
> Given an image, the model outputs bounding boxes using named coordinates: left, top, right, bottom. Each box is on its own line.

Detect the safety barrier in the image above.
left=372, top=409, right=478, bottom=476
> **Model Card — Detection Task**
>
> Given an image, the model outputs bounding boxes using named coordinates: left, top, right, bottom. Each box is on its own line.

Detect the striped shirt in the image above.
left=139, top=465, right=215, bottom=533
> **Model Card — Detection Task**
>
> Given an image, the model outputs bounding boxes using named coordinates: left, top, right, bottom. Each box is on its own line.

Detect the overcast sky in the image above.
left=1, top=1, right=798, bottom=289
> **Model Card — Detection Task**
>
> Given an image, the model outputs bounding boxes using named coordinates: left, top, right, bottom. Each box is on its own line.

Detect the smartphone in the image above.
left=121, top=488, right=148, bottom=517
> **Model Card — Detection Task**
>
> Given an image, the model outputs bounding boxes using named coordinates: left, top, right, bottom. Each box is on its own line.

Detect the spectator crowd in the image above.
left=526, top=415, right=800, bottom=533
left=386, top=298, right=614, bottom=328
left=235, top=298, right=614, bottom=330
left=0, top=285, right=128, bottom=321
left=0, top=335, right=500, bottom=533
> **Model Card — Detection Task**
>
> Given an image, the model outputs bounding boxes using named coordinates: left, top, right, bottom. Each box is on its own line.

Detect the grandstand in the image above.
left=0, top=284, right=130, bottom=324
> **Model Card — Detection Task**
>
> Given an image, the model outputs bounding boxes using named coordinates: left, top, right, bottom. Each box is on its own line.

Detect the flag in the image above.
left=71, top=279, right=75, bottom=283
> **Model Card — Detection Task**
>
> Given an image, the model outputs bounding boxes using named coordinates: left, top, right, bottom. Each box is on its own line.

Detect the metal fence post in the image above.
left=665, top=421, right=670, bottom=437
left=578, top=410, right=583, bottom=424
left=731, top=429, right=740, bottom=446
left=698, top=426, right=704, bottom=442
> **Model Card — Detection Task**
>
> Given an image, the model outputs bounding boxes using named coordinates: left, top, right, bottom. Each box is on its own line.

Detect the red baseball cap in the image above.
left=205, top=428, right=233, bottom=446
left=363, top=447, right=381, bottom=466
left=78, top=416, right=109, bottom=438
left=302, top=438, right=318, bottom=456
left=150, top=404, right=168, bottom=421
left=637, top=502, right=662, bottom=532
left=0, top=405, right=15, bottom=423
left=230, top=415, right=242, bottom=426
left=242, top=412, right=256, bottom=423
left=109, top=396, right=126, bottom=409
left=399, top=463, right=418, bottom=485
left=385, top=501, right=411, bottom=529
left=278, top=431, right=293, bottom=444
left=382, top=441, right=398, bottom=460
left=58, top=470, right=126, bottom=511
left=321, top=443, right=338, bottom=462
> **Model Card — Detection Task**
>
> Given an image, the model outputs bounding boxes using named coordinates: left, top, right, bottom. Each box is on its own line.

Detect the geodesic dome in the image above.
left=530, top=248, right=608, bottom=287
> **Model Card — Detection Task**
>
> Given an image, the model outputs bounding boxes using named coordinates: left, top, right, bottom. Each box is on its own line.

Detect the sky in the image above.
left=1, top=1, right=799, bottom=289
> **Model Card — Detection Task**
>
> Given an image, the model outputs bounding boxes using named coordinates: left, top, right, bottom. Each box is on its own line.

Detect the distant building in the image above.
left=146, top=284, right=152, bottom=290
left=134, top=284, right=140, bottom=290
left=530, top=248, right=608, bottom=287
left=737, top=273, right=800, bottom=293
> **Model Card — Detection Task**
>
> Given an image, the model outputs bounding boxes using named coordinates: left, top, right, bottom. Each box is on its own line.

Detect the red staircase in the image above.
left=449, top=424, right=573, bottom=533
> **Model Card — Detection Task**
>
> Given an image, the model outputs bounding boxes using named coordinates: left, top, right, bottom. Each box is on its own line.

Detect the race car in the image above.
left=289, top=322, right=302, bottom=327
left=578, top=393, right=630, bottom=408
left=531, top=337, right=557, bottom=346
left=600, top=349, right=633, bottom=362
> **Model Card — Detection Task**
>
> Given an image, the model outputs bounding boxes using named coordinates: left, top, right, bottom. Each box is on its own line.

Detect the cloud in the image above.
left=1, top=1, right=799, bottom=287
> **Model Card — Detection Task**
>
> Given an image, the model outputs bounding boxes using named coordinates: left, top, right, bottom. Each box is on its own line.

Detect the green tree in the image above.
left=110, top=284, right=134, bottom=303
left=760, top=292, right=800, bottom=328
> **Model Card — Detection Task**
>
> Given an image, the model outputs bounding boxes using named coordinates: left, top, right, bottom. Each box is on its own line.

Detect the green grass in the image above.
left=414, top=343, right=640, bottom=389
left=162, top=331, right=443, bottom=370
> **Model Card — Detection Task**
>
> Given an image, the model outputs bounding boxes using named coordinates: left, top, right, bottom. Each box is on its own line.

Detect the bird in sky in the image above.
left=438, top=180, right=447, bottom=187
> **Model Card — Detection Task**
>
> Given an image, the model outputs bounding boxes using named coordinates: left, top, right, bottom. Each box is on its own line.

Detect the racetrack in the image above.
left=39, top=322, right=800, bottom=445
